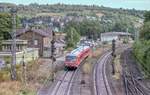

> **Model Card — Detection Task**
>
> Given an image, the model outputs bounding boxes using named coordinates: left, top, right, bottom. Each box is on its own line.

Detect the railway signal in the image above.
left=51, top=30, right=56, bottom=82
left=112, top=39, right=116, bottom=57
left=112, top=39, right=116, bottom=75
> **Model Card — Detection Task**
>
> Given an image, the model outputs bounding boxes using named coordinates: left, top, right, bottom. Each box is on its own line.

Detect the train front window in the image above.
left=66, top=56, right=76, bottom=62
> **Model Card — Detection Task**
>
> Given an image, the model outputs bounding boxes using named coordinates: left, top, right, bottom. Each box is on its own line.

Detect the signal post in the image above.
left=112, top=39, right=116, bottom=75
left=51, top=31, right=56, bottom=82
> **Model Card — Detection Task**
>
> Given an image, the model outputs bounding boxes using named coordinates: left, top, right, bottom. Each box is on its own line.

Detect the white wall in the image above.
left=101, top=35, right=118, bottom=42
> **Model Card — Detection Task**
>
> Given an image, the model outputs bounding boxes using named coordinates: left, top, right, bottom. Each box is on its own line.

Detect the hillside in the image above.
left=0, top=3, right=145, bottom=34
left=0, top=3, right=145, bottom=18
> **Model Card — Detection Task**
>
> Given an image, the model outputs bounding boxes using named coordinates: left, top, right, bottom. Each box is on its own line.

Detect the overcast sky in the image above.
left=0, top=0, right=149, bottom=10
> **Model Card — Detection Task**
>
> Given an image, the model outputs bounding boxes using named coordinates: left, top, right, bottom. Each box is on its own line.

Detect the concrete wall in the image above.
left=16, top=48, right=39, bottom=63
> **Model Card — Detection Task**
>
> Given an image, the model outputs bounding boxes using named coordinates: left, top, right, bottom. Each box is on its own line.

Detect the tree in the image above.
left=0, top=13, right=12, bottom=50
left=140, top=21, right=150, bottom=40
left=0, top=13, right=12, bottom=39
left=133, top=11, right=150, bottom=77
left=64, top=20, right=103, bottom=41
left=0, top=13, right=21, bottom=50
left=65, top=27, right=80, bottom=48
left=140, top=11, right=150, bottom=40
left=78, top=20, right=102, bottom=39
left=144, top=11, right=150, bottom=22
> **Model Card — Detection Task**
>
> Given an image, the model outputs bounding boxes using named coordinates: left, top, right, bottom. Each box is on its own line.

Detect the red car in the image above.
left=65, top=46, right=91, bottom=69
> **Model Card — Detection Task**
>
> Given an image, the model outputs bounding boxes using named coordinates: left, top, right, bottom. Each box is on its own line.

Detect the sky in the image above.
left=0, top=0, right=150, bottom=10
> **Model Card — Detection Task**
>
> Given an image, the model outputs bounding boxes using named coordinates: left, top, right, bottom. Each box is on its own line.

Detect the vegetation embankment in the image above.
left=82, top=44, right=111, bottom=74
left=0, top=59, right=53, bottom=95
left=133, top=11, right=150, bottom=77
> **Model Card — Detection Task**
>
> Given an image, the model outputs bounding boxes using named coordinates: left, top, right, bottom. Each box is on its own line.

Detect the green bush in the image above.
left=123, top=38, right=128, bottom=44
left=102, top=41, right=108, bottom=45
left=133, top=40, right=150, bottom=77
left=0, top=69, right=11, bottom=81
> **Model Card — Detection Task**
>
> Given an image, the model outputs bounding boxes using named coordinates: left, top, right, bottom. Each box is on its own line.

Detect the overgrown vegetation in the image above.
left=133, top=11, right=150, bottom=77
left=0, top=59, right=54, bottom=95
left=0, top=13, right=21, bottom=50
left=133, top=41, right=150, bottom=77
left=64, top=19, right=105, bottom=48
left=65, top=26, right=80, bottom=48
left=0, top=13, right=12, bottom=50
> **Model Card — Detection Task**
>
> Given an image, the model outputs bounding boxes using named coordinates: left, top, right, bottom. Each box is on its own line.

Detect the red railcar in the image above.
left=65, top=46, right=91, bottom=68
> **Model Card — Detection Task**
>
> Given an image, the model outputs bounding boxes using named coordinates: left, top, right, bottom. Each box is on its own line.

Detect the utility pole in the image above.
left=71, top=29, right=73, bottom=43
left=22, top=51, right=27, bottom=86
left=135, top=29, right=139, bottom=42
left=126, top=28, right=129, bottom=42
left=134, top=22, right=141, bottom=42
left=51, top=30, right=56, bottom=82
left=10, top=8, right=17, bottom=80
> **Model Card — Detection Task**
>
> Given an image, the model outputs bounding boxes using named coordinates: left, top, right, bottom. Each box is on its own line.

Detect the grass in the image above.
left=82, top=47, right=110, bottom=75
left=0, top=81, right=36, bottom=95
left=0, top=81, right=21, bottom=95
left=112, top=55, right=122, bottom=80
left=0, top=59, right=53, bottom=95
left=82, top=60, right=92, bottom=74
left=0, top=68, right=11, bottom=82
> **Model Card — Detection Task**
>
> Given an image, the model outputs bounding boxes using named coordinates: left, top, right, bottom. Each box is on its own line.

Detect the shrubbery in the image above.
left=133, top=40, right=150, bottom=77
left=133, top=11, right=150, bottom=77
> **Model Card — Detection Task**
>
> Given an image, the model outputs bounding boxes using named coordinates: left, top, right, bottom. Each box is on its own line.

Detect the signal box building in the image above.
left=16, top=28, right=52, bottom=57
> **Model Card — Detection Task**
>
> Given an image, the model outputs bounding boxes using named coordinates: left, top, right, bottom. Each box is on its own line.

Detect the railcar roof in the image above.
left=67, top=46, right=89, bottom=57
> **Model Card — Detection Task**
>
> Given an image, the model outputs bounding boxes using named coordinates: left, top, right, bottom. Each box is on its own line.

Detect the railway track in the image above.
left=50, top=71, right=75, bottom=95
left=93, top=44, right=130, bottom=95
left=122, top=49, right=150, bottom=95
left=37, top=44, right=130, bottom=95
left=93, top=51, right=112, bottom=95
left=46, top=61, right=85, bottom=95
left=123, top=71, right=149, bottom=95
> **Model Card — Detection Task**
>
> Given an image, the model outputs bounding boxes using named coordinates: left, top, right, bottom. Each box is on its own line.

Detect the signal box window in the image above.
left=34, top=40, right=38, bottom=45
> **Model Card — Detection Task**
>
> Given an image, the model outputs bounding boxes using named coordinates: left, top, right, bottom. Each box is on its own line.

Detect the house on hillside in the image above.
left=16, top=28, right=52, bottom=57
